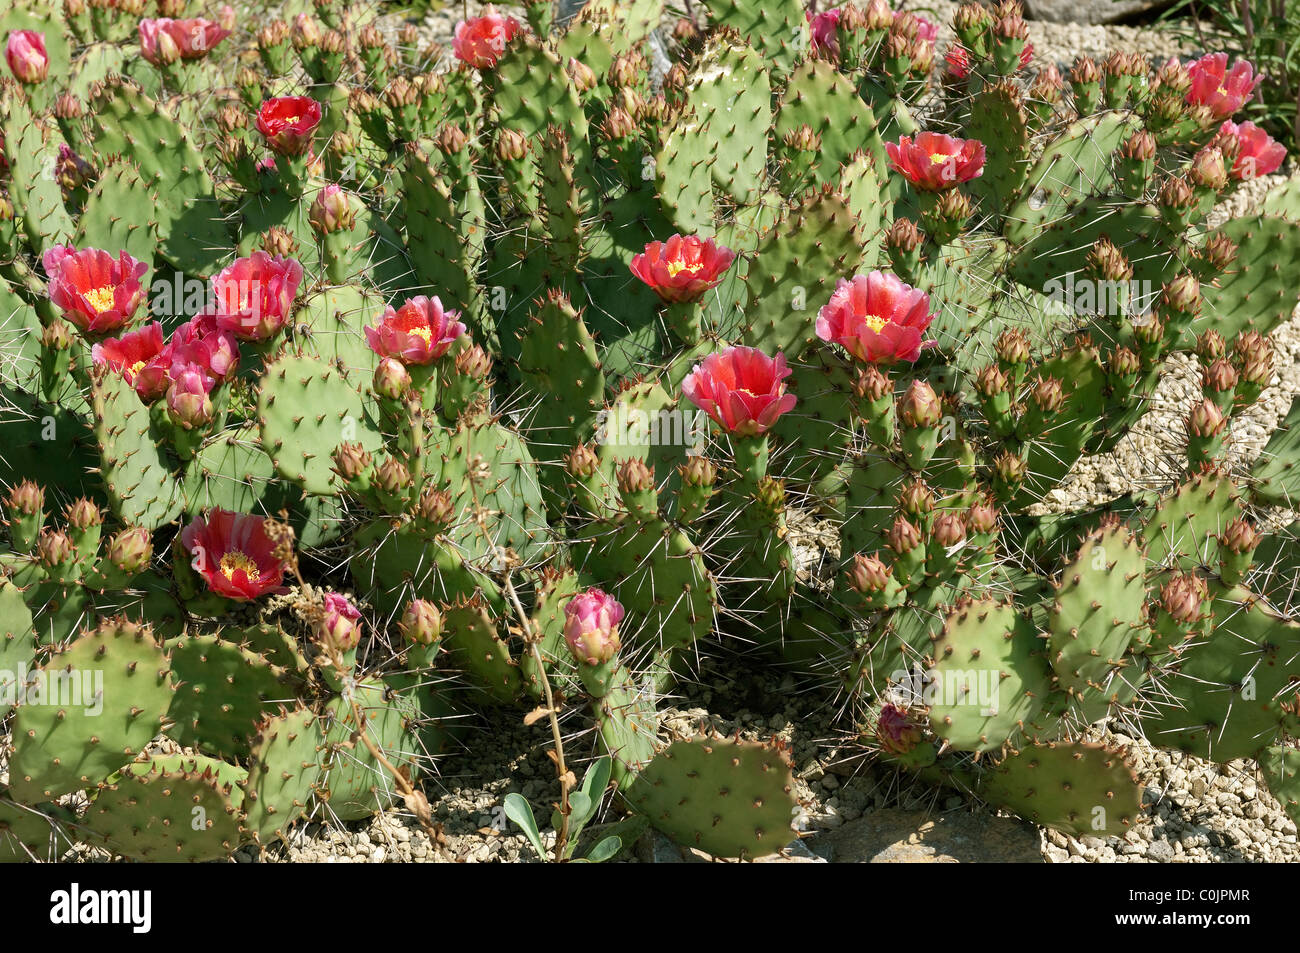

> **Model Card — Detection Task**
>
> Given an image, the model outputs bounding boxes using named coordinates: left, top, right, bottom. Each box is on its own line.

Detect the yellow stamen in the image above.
left=126, top=360, right=146, bottom=380
left=408, top=325, right=434, bottom=345
left=1216, top=86, right=1228, bottom=96
left=929, top=153, right=951, bottom=166
left=219, top=550, right=261, bottom=582
left=85, top=287, right=116, bottom=313
left=666, top=259, right=703, bottom=278
left=861, top=313, right=888, bottom=333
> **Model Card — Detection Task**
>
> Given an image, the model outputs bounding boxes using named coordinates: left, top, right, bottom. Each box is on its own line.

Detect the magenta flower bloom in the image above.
left=682, top=345, right=798, bottom=437
left=43, top=245, right=150, bottom=336
left=1186, top=53, right=1258, bottom=120
left=886, top=132, right=986, bottom=191
left=816, top=271, right=935, bottom=365
left=165, top=364, right=214, bottom=430
left=807, top=7, right=842, bottom=57
left=364, top=296, right=466, bottom=365
left=1220, top=120, right=1286, bottom=180
left=212, top=252, right=303, bottom=342
left=629, top=234, right=736, bottom=303
left=452, top=6, right=521, bottom=68
left=563, top=588, right=624, bottom=666
left=5, top=30, right=47, bottom=83
left=181, top=508, right=289, bottom=601
left=167, top=310, right=241, bottom=389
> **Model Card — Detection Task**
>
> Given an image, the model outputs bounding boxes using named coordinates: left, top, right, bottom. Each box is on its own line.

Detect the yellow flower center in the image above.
left=929, top=153, right=951, bottom=166
left=1216, top=85, right=1228, bottom=96
left=126, top=360, right=146, bottom=380
left=85, top=287, right=116, bottom=313
left=666, top=260, right=703, bottom=278
left=861, top=313, right=888, bottom=333
left=219, top=550, right=261, bottom=582
left=408, top=325, right=433, bottom=345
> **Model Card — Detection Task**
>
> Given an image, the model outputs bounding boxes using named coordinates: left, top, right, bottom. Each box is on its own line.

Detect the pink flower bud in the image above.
left=563, top=588, right=624, bottom=666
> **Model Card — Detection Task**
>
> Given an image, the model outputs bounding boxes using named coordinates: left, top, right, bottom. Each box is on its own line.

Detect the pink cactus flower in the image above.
left=365, top=295, right=466, bottom=365
left=211, top=252, right=303, bottom=342
left=452, top=6, right=521, bottom=68
left=139, top=18, right=230, bottom=66
left=1186, top=53, right=1258, bottom=120
left=817, top=270, right=935, bottom=365
left=5, top=30, right=47, bottom=83
left=886, top=132, right=986, bottom=190
left=320, top=591, right=362, bottom=650
left=807, top=7, right=842, bottom=57
left=629, top=234, right=736, bottom=303
left=682, top=345, right=798, bottom=437
left=43, top=245, right=150, bottom=336
left=1220, top=120, right=1286, bottom=180
left=563, top=588, right=624, bottom=665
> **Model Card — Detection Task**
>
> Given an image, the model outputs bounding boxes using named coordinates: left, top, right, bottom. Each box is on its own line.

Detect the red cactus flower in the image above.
left=887, top=132, right=985, bottom=191
left=452, top=6, right=521, bottom=68
left=1186, top=53, right=1258, bottom=120
left=563, top=588, right=624, bottom=666
left=211, top=252, right=303, bottom=341
left=139, top=18, right=231, bottom=66
left=365, top=295, right=466, bottom=365
left=255, top=95, right=323, bottom=157
left=945, top=45, right=971, bottom=79
left=181, top=508, right=289, bottom=601
left=629, top=234, right=737, bottom=303
left=807, top=7, right=842, bottom=57
left=682, top=345, right=798, bottom=437
left=5, top=30, right=47, bottom=83
left=91, top=322, right=167, bottom=392
left=1220, top=120, right=1286, bottom=180
left=1019, top=40, right=1034, bottom=69
left=817, top=270, right=936, bottom=365
left=43, top=245, right=150, bottom=336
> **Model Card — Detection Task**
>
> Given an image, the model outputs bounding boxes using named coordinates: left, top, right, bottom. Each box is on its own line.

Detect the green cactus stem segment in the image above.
left=732, top=433, right=769, bottom=493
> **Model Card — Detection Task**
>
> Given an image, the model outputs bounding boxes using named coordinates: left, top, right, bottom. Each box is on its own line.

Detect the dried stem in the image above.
left=503, top=569, right=572, bottom=862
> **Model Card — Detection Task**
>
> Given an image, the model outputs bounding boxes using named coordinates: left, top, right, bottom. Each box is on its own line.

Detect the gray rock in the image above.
left=814, top=809, right=1043, bottom=863
left=1022, top=0, right=1173, bottom=24
left=1146, top=840, right=1175, bottom=862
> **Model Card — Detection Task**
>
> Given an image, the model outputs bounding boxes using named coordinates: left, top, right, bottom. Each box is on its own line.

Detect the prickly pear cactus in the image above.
left=0, top=0, right=1298, bottom=862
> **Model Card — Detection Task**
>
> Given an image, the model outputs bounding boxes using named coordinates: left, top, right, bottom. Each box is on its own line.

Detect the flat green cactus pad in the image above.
left=627, top=735, right=798, bottom=859
left=82, top=754, right=247, bottom=862
left=8, top=620, right=174, bottom=803
left=979, top=740, right=1143, bottom=835
left=241, top=705, right=326, bottom=847
left=927, top=599, right=1052, bottom=753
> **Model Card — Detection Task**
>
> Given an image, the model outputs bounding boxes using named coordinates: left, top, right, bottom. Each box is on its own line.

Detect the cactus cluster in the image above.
left=1, top=0, right=1299, bottom=862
